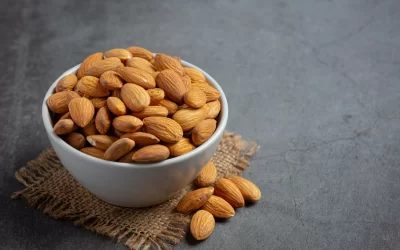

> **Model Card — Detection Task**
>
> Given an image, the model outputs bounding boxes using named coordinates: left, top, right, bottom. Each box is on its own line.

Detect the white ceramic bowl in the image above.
left=42, top=60, right=228, bottom=207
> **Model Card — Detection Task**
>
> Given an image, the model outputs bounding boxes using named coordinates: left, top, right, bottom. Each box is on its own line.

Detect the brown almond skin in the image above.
left=53, top=119, right=76, bottom=135
left=112, top=115, right=143, bottom=133
left=116, top=67, right=156, bottom=89
left=147, top=88, right=165, bottom=104
left=126, top=46, right=153, bottom=61
left=118, top=151, right=136, bottom=163
left=228, top=176, right=262, bottom=202
left=176, top=187, right=214, bottom=214
left=166, top=138, right=196, bottom=157
left=156, top=69, right=187, bottom=104
left=104, top=138, right=135, bottom=161
left=131, top=106, right=168, bottom=119
left=143, top=117, right=183, bottom=143
left=184, top=89, right=207, bottom=109
left=181, top=74, right=192, bottom=91
left=190, top=210, right=215, bottom=240
left=172, top=107, right=206, bottom=131
left=59, top=112, right=71, bottom=120
left=64, top=132, right=86, bottom=150
left=157, top=99, right=179, bottom=115
left=80, top=147, right=105, bottom=159
left=112, top=127, right=125, bottom=138
left=201, top=195, right=235, bottom=218
left=47, top=91, right=70, bottom=113
left=65, top=91, right=81, bottom=104
left=214, top=178, right=245, bottom=208
left=90, top=97, right=107, bottom=108
left=195, top=162, right=217, bottom=187
left=132, top=145, right=170, bottom=163
left=204, top=100, right=221, bottom=119
left=100, top=71, right=124, bottom=90
left=191, top=81, right=220, bottom=102
left=191, top=119, right=217, bottom=146
left=107, top=97, right=126, bottom=116
left=68, top=98, right=95, bottom=127
left=56, top=74, right=78, bottom=92
left=82, top=119, right=97, bottom=137
left=104, top=48, right=132, bottom=62
left=121, top=132, right=160, bottom=147
left=86, top=135, right=119, bottom=151
left=154, top=53, right=185, bottom=75
left=77, top=52, right=103, bottom=79
left=76, top=76, right=110, bottom=97
left=126, top=57, right=156, bottom=74
left=120, top=83, right=150, bottom=112
left=85, top=57, right=124, bottom=77
left=184, top=67, right=206, bottom=82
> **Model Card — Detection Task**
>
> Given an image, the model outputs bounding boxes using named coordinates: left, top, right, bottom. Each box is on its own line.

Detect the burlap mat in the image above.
left=12, top=132, right=258, bottom=250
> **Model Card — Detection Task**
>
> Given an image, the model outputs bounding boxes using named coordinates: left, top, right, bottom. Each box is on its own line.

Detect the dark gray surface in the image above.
left=1, top=0, right=400, bottom=249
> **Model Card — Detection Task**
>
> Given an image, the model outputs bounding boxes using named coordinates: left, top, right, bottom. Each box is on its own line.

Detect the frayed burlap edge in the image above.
left=11, top=131, right=258, bottom=250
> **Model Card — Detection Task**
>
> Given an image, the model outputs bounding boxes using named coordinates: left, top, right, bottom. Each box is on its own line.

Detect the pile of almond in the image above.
left=47, top=47, right=221, bottom=163
left=177, top=162, right=261, bottom=240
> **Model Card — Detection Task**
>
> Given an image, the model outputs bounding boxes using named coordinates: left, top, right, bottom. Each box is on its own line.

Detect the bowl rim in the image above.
left=42, top=59, right=228, bottom=169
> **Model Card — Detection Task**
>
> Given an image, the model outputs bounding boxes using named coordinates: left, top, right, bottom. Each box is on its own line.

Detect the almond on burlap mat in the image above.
left=12, top=132, right=258, bottom=250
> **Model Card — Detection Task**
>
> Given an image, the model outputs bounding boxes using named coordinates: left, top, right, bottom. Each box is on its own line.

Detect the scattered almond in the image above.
left=47, top=91, right=70, bottom=113
left=176, top=187, right=214, bottom=214
left=201, top=195, right=235, bottom=218
left=131, top=144, right=170, bottom=163
left=80, top=147, right=105, bottom=159
left=195, top=162, right=217, bottom=187
left=166, top=138, right=196, bottom=157
left=86, top=135, right=119, bottom=151
left=100, top=71, right=123, bottom=90
left=191, top=119, right=217, bottom=146
left=77, top=52, right=103, bottom=79
left=107, top=97, right=126, bottom=116
left=214, top=178, right=245, bottom=208
left=228, top=176, right=261, bottom=203
left=132, top=106, right=168, bottom=119
left=190, top=210, right=215, bottom=240
left=143, top=117, right=183, bottom=143
left=53, top=118, right=76, bottom=135
left=184, top=89, right=207, bottom=108
left=104, top=138, right=135, bottom=161
left=156, top=70, right=187, bottom=104
left=64, top=132, right=86, bottom=149
left=116, top=67, right=156, bottom=89
left=68, top=97, right=95, bottom=127
left=56, top=74, right=78, bottom=92
left=112, top=115, right=143, bottom=133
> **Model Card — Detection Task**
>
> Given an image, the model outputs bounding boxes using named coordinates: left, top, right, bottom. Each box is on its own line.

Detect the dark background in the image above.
left=1, top=0, right=400, bottom=249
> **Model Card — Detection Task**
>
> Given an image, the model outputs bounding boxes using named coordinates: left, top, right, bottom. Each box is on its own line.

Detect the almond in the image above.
left=112, top=115, right=143, bottom=133
left=126, top=46, right=153, bottom=61
left=154, top=54, right=185, bottom=75
left=77, top=52, right=103, bottom=79
left=68, top=97, right=95, bottom=127
left=86, top=135, right=119, bottom=151
left=158, top=99, right=179, bottom=115
left=184, top=89, right=207, bottom=108
left=59, top=112, right=71, bottom=120
left=111, top=89, right=122, bottom=99
left=90, top=97, right=107, bottom=108
left=131, top=144, right=170, bottom=163
left=80, top=147, right=105, bottom=159
left=126, top=57, right=156, bottom=74
left=118, top=151, right=136, bottom=163
left=191, top=81, right=220, bottom=102
left=104, top=48, right=132, bottom=62
left=53, top=119, right=77, bottom=135
left=82, top=119, right=97, bottom=137
left=120, top=83, right=150, bottom=112
left=47, top=91, right=70, bottom=113
left=107, top=97, right=126, bottom=116
left=76, top=76, right=110, bottom=97
left=100, top=71, right=123, bottom=90
left=214, top=178, right=245, bottom=208
left=195, top=162, right=217, bottom=187
left=143, top=117, right=183, bottom=143
left=132, top=106, right=168, bottom=119
left=147, top=88, right=165, bottom=104
left=112, top=127, right=125, bottom=138
left=56, top=74, right=78, bottom=92
left=65, top=91, right=81, bottom=104
left=172, top=107, right=206, bottom=131
left=228, top=176, right=261, bottom=202
left=116, top=67, right=156, bottom=89
left=191, top=119, right=217, bottom=146
left=181, top=74, right=192, bottom=91
left=104, top=138, right=135, bottom=161
left=184, top=67, right=206, bottom=83
left=150, top=71, right=160, bottom=80
left=190, top=210, right=215, bottom=240
left=85, top=57, right=124, bottom=77
left=176, top=187, right=214, bottom=214
left=204, top=100, right=221, bottom=119
left=94, top=107, right=110, bottom=135
left=166, top=138, right=196, bottom=157
left=121, top=132, right=160, bottom=146
left=64, top=132, right=86, bottom=150
left=156, top=69, right=187, bottom=104
left=201, top=195, right=235, bottom=218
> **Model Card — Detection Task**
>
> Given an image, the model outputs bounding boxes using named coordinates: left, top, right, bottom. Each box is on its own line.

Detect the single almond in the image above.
left=132, top=144, right=170, bottom=163
left=53, top=119, right=77, bottom=135
left=116, top=67, right=156, bottom=89
left=112, top=115, right=143, bottom=133
left=90, top=97, right=107, bottom=108
left=172, top=107, right=206, bottom=131
left=77, top=52, right=103, bottom=79
left=64, top=132, right=86, bottom=149
left=120, top=83, right=150, bottom=112
left=191, top=119, right=217, bottom=146
left=184, top=67, right=206, bottom=83
left=156, top=69, right=187, bottom=104
left=118, top=151, right=137, bottom=163
left=228, top=176, right=261, bottom=202
left=86, top=135, right=119, bottom=151
left=104, top=48, right=132, bottom=62
left=181, top=74, right=192, bottom=91
left=176, top=187, right=214, bottom=214
left=65, top=91, right=81, bottom=104
left=184, top=89, right=207, bottom=108
left=47, top=91, right=70, bottom=113
left=154, top=53, right=185, bottom=75
left=204, top=100, right=221, bottom=119
left=85, top=57, right=124, bottom=77
left=76, top=76, right=110, bottom=97
left=147, top=88, right=165, bottom=104
left=190, top=210, right=215, bottom=240
left=158, top=99, right=179, bottom=115
left=195, top=162, right=217, bottom=187
left=56, top=74, right=78, bottom=92
left=112, top=127, right=125, bottom=138
left=201, top=195, right=235, bottom=218
left=143, top=117, right=183, bottom=143
left=150, top=71, right=160, bottom=80
left=191, top=81, right=220, bottom=102
left=100, top=71, right=124, bottom=90
left=132, top=106, right=168, bottom=119
left=121, top=132, right=160, bottom=147
left=126, top=57, right=156, bottom=74
left=107, top=97, right=126, bottom=116
left=104, top=138, right=135, bottom=161
left=126, top=46, right=153, bottom=61
left=166, top=138, right=196, bottom=157
left=80, top=147, right=105, bottom=159
left=82, top=119, right=97, bottom=137
left=68, top=97, right=95, bottom=127
left=59, top=112, right=71, bottom=120
left=214, top=178, right=245, bottom=208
